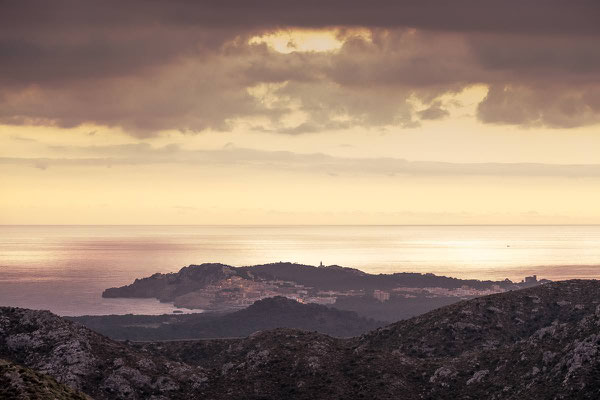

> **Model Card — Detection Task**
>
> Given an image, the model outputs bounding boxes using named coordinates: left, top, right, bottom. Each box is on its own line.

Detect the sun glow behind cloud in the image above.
left=248, top=29, right=371, bottom=53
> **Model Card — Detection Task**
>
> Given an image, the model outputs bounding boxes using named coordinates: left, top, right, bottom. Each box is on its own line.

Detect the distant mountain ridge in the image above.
left=3, top=280, right=600, bottom=399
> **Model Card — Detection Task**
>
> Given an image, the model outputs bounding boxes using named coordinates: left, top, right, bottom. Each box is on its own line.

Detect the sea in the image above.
left=1, top=225, right=600, bottom=316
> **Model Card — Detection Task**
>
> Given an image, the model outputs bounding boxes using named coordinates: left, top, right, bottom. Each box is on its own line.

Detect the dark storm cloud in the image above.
left=470, top=34, right=600, bottom=80
left=1, top=0, right=599, bottom=134
left=477, top=84, right=600, bottom=128
left=468, top=33, right=600, bottom=127
left=2, top=1, right=597, bottom=34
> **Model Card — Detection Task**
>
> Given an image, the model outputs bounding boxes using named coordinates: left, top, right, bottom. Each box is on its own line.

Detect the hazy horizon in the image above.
left=2, top=224, right=600, bottom=315
left=3, top=223, right=600, bottom=227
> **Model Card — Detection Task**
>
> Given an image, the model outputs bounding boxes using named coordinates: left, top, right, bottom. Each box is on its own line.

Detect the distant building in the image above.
left=319, top=261, right=324, bottom=267
left=525, top=275, right=537, bottom=284
left=373, top=290, right=390, bottom=302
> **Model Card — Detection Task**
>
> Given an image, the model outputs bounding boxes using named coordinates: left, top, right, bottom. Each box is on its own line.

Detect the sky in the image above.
left=1, top=0, right=600, bottom=225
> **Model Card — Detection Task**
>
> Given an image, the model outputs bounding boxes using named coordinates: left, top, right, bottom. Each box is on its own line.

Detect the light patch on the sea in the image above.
left=436, top=239, right=517, bottom=272
left=248, top=29, right=371, bottom=53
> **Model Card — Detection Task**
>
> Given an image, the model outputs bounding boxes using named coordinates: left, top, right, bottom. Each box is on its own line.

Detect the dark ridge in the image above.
left=69, top=296, right=384, bottom=340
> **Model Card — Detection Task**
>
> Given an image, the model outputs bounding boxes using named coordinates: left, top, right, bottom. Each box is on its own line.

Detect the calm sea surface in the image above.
left=1, top=225, right=600, bottom=316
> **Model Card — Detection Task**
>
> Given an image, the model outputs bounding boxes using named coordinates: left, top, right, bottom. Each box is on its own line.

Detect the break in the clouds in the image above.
left=1, top=1, right=599, bottom=135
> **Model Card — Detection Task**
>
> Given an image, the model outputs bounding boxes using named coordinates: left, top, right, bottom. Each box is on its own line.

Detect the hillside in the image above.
left=139, top=280, right=600, bottom=399
left=102, top=263, right=244, bottom=301
left=2, top=280, right=600, bottom=399
left=69, top=296, right=384, bottom=340
left=0, top=359, right=90, bottom=400
left=0, top=307, right=209, bottom=399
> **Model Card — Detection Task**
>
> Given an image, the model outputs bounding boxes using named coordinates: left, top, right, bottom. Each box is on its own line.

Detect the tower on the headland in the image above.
left=319, top=261, right=324, bottom=267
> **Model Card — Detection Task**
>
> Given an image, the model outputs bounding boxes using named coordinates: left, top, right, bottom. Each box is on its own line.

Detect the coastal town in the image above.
left=172, top=271, right=542, bottom=311
left=173, top=275, right=345, bottom=310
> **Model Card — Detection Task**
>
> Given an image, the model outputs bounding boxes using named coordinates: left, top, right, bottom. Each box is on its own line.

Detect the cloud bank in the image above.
left=1, top=1, right=599, bottom=135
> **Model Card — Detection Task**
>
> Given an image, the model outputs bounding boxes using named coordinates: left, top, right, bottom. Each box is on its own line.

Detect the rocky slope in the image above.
left=2, top=280, right=600, bottom=399
left=139, top=280, right=600, bottom=399
left=69, top=296, right=384, bottom=340
left=0, top=358, right=90, bottom=399
left=0, top=307, right=209, bottom=399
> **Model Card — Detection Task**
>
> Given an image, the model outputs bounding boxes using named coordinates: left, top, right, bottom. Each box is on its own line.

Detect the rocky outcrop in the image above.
left=0, top=307, right=208, bottom=399
left=0, top=358, right=90, bottom=400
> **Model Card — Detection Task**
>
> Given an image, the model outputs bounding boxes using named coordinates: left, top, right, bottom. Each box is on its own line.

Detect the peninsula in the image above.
left=103, top=262, right=546, bottom=321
